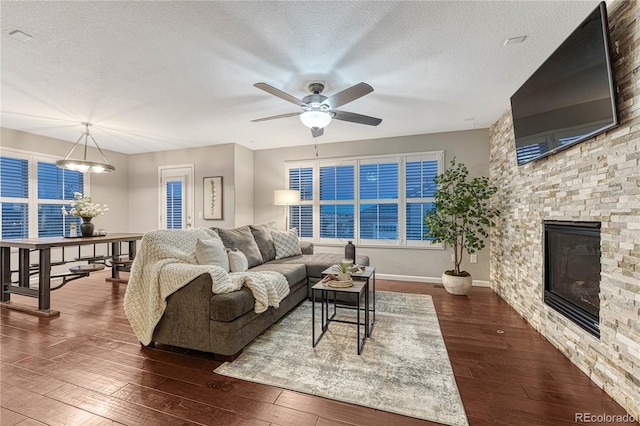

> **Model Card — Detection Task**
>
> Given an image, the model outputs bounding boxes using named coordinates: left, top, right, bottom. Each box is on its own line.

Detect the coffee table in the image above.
left=312, top=266, right=376, bottom=354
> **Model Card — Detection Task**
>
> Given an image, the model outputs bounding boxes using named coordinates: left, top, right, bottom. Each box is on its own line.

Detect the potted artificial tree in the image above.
left=424, top=158, right=499, bottom=295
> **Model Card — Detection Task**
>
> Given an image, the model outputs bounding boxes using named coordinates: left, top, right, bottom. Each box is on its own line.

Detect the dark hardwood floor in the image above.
left=1, top=272, right=634, bottom=426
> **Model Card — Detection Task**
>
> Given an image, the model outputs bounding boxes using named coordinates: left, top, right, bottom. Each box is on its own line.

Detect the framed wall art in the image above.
left=203, top=176, right=223, bottom=220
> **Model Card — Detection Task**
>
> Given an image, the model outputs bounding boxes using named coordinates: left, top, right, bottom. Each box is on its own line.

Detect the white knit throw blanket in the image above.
left=123, top=228, right=289, bottom=345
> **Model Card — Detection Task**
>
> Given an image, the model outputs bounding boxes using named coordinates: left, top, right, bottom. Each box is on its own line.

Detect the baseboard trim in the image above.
left=376, top=273, right=490, bottom=287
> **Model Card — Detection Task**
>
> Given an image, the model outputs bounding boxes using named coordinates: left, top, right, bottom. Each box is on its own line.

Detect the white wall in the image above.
left=127, top=143, right=237, bottom=232
left=233, top=144, right=254, bottom=226
left=0, top=127, right=129, bottom=233
left=253, top=129, right=492, bottom=281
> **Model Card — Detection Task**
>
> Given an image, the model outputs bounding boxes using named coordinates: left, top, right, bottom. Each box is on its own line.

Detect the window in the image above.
left=319, top=165, right=354, bottom=239
left=360, top=161, right=398, bottom=240
left=285, top=151, right=443, bottom=247
left=165, top=180, right=183, bottom=229
left=0, top=149, right=86, bottom=239
left=0, top=156, right=29, bottom=238
left=288, top=167, right=313, bottom=237
left=406, top=157, right=438, bottom=242
left=37, top=162, right=84, bottom=237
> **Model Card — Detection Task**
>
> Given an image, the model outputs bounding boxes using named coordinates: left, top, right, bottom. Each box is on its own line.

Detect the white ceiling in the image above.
left=1, top=1, right=602, bottom=154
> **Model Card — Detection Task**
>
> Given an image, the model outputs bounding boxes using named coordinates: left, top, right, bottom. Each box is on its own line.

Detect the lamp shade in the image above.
left=274, top=189, right=300, bottom=205
left=300, top=111, right=332, bottom=129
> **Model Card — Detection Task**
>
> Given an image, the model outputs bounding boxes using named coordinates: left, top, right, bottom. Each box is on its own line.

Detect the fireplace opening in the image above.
left=544, top=221, right=601, bottom=338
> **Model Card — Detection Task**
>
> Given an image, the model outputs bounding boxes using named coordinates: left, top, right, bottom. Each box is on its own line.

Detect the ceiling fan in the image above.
left=251, top=81, right=382, bottom=138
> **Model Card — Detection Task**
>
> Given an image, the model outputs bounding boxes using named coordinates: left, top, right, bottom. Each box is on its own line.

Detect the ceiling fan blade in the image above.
left=311, top=127, right=324, bottom=138
left=254, top=83, right=307, bottom=107
left=332, top=110, right=382, bottom=126
left=251, top=112, right=301, bottom=122
left=322, top=82, right=374, bottom=109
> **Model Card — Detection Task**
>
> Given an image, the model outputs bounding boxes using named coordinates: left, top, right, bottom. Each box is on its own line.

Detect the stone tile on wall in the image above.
left=489, top=0, right=639, bottom=418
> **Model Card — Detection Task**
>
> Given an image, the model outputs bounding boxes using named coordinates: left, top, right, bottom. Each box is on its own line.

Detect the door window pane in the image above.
left=166, top=181, right=183, bottom=229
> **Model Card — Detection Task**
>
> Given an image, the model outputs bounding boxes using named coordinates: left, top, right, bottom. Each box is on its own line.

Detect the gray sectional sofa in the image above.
left=150, top=223, right=369, bottom=361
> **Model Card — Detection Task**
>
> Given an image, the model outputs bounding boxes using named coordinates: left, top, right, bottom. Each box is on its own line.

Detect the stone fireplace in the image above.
left=489, top=0, right=639, bottom=417
left=544, top=221, right=601, bottom=337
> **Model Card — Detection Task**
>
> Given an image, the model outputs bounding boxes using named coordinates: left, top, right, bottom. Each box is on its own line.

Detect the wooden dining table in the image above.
left=0, top=233, right=143, bottom=316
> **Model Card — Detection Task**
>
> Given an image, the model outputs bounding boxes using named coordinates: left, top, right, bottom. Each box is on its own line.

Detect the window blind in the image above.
left=288, top=167, right=313, bottom=201
left=289, top=205, right=313, bottom=237
left=319, top=165, right=354, bottom=238
left=287, top=167, right=313, bottom=237
left=406, top=158, right=439, bottom=241
left=37, top=162, right=84, bottom=200
left=1, top=202, right=28, bottom=238
left=0, top=156, right=29, bottom=198
left=285, top=151, right=443, bottom=247
left=166, top=181, right=183, bottom=229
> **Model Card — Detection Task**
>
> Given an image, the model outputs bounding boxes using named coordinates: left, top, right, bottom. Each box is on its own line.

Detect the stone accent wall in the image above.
left=489, top=0, right=639, bottom=418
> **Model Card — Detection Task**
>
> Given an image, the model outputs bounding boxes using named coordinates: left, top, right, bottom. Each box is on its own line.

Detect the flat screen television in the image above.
left=510, top=2, right=618, bottom=166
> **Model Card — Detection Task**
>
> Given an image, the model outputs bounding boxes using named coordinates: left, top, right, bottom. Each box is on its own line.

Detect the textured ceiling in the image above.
left=1, top=1, right=602, bottom=154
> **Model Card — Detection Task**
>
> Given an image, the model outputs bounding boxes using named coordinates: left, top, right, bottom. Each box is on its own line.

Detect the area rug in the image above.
left=214, top=291, right=468, bottom=426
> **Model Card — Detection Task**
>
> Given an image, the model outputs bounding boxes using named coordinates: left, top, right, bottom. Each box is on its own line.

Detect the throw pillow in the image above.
left=272, top=229, right=302, bottom=260
left=228, top=249, right=249, bottom=273
left=195, top=238, right=230, bottom=272
left=216, top=225, right=264, bottom=268
left=249, top=222, right=278, bottom=262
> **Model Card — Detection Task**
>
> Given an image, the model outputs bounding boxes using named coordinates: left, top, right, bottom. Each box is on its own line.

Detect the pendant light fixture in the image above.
left=56, top=122, right=115, bottom=173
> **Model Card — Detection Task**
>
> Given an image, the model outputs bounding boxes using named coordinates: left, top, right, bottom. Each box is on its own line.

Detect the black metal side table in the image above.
left=312, top=266, right=376, bottom=354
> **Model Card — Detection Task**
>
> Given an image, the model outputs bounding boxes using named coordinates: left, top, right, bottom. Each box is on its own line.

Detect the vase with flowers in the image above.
left=61, top=192, right=109, bottom=237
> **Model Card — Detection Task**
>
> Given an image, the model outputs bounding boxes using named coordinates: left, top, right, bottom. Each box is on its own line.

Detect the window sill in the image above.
left=307, top=241, right=444, bottom=250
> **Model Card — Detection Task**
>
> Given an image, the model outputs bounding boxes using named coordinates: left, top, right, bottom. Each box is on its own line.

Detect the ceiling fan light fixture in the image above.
left=55, top=122, right=115, bottom=173
left=300, top=110, right=332, bottom=129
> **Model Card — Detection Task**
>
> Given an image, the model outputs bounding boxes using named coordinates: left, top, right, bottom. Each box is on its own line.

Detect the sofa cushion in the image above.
left=249, top=222, right=278, bottom=262
left=195, top=238, right=230, bottom=272
left=278, top=253, right=370, bottom=278
left=228, top=249, right=248, bottom=272
left=216, top=225, right=264, bottom=268
left=250, top=262, right=306, bottom=288
left=272, top=229, right=302, bottom=259
left=209, top=288, right=255, bottom=322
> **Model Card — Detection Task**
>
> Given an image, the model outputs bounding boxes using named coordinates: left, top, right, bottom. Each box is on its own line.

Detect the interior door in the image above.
left=159, top=165, right=194, bottom=230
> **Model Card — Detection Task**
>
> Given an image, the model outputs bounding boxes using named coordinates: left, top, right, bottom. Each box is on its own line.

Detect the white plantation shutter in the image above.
left=37, top=162, right=83, bottom=237
left=319, top=164, right=354, bottom=239
left=285, top=151, right=443, bottom=247
left=1, top=152, right=86, bottom=238
left=289, top=205, right=313, bottom=237
left=0, top=156, right=29, bottom=238
left=166, top=181, right=183, bottom=229
left=287, top=167, right=313, bottom=237
left=359, top=160, right=399, bottom=241
left=406, top=154, right=441, bottom=242
left=1, top=156, right=28, bottom=198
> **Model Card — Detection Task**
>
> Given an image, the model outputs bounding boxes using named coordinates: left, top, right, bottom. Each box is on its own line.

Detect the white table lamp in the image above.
left=274, top=189, right=301, bottom=230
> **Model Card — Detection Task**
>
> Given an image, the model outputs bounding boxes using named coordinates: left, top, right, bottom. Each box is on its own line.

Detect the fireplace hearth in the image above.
left=544, top=221, right=601, bottom=338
